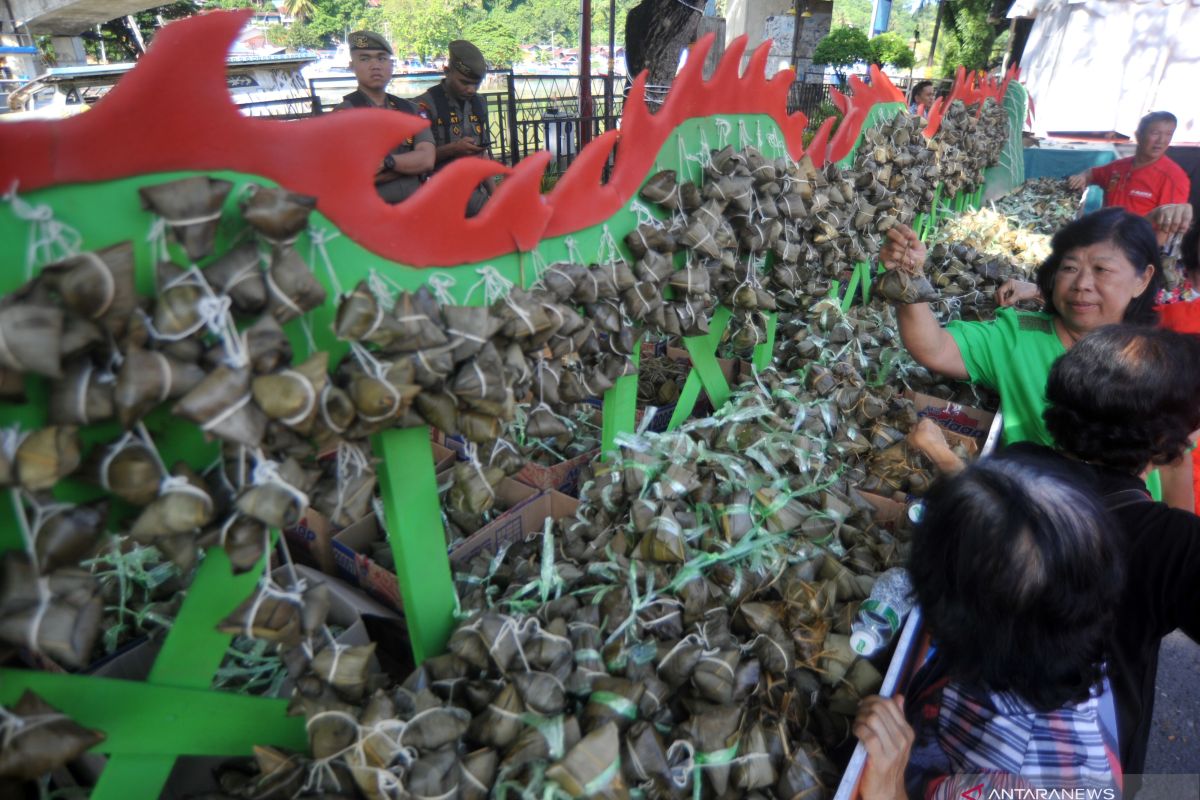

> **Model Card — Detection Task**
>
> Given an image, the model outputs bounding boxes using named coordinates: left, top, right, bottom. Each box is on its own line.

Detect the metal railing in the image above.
left=305, top=70, right=624, bottom=176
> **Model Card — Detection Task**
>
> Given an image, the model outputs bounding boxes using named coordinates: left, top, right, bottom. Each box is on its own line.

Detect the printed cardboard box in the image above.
left=514, top=446, right=599, bottom=496
left=450, top=489, right=580, bottom=568
left=335, top=479, right=540, bottom=612
left=284, top=443, right=455, bottom=575
left=905, top=389, right=996, bottom=443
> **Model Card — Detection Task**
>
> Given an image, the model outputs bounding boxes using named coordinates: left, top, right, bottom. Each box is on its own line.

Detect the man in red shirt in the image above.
left=1068, top=111, right=1191, bottom=216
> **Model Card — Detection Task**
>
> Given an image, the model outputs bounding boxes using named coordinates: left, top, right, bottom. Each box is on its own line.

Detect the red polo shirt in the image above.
left=1091, top=155, right=1191, bottom=216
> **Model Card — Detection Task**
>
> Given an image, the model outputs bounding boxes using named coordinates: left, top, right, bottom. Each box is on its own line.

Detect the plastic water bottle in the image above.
left=850, top=567, right=915, bottom=657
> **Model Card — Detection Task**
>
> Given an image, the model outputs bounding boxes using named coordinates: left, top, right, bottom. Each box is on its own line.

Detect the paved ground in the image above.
left=1144, top=630, right=1200, bottom=774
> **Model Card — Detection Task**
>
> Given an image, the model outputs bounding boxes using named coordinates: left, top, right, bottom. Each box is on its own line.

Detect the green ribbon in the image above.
left=583, top=754, right=623, bottom=795
left=589, top=690, right=638, bottom=720
left=692, top=743, right=740, bottom=800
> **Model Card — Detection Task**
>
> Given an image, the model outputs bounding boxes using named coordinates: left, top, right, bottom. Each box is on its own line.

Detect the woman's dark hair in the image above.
left=1035, top=208, right=1163, bottom=324
left=909, top=452, right=1123, bottom=712
left=1182, top=222, right=1198, bottom=279
left=909, top=80, right=933, bottom=104
left=1044, top=325, right=1200, bottom=472
left=1137, top=110, right=1177, bottom=136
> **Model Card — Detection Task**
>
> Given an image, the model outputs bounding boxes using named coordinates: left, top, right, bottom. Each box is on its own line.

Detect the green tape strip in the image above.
left=0, top=669, right=306, bottom=755
left=602, top=343, right=641, bottom=459
left=589, top=690, right=639, bottom=720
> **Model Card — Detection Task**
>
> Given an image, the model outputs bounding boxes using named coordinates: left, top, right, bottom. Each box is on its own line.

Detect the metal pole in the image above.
left=580, top=0, right=594, bottom=145
left=506, top=71, right=521, bottom=165
left=607, top=0, right=616, bottom=129
left=926, top=0, right=944, bottom=69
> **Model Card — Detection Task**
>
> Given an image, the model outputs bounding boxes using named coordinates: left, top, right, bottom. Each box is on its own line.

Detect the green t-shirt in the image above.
left=946, top=308, right=1066, bottom=447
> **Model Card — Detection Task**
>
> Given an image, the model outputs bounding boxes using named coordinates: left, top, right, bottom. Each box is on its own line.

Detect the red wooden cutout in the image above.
left=1, top=12, right=938, bottom=267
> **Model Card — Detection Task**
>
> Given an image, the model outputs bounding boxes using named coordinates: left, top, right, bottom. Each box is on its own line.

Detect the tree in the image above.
left=869, top=31, right=915, bottom=69
left=464, top=16, right=522, bottom=66
left=80, top=2, right=199, bottom=63
left=811, top=26, right=871, bottom=86
left=283, top=0, right=316, bottom=21
left=379, top=0, right=483, bottom=61
left=938, top=0, right=1008, bottom=76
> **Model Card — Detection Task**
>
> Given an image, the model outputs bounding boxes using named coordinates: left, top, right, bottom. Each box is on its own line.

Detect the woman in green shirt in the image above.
left=880, top=208, right=1162, bottom=448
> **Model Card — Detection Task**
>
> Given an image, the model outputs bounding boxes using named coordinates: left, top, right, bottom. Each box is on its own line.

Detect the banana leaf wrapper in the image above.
left=0, top=552, right=103, bottom=668
left=138, top=176, right=232, bottom=260
left=49, top=360, right=115, bottom=425
left=732, top=723, right=778, bottom=792
left=266, top=245, right=327, bottom=324
left=450, top=343, right=508, bottom=404
left=153, top=261, right=205, bottom=337
left=312, top=470, right=377, bottom=529
left=775, top=744, right=828, bottom=800
left=443, top=305, right=502, bottom=362
left=691, top=648, right=741, bottom=705
left=205, top=242, right=267, bottom=313
left=115, top=347, right=205, bottom=428
left=86, top=438, right=161, bottom=506
left=130, top=472, right=215, bottom=542
left=197, top=515, right=267, bottom=574
left=16, top=425, right=82, bottom=492
left=674, top=708, right=743, bottom=798
left=656, top=635, right=705, bottom=688
left=240, top=185, right=317, bottom=241
left=875, top=269, right=938, bottom=304
left=42, top=241, right=136, bottom=337
left=467, top=682, right=526, bottom=749
left=398, top=705, right=472, bottom=753
left=310, top=641, right=376, bottom=701
left=218, top=581, right=329, bottom=647
left=406, top=749, right=460, bottom=798
left=459, top=410, right=503, bottom=443
left=639, top=169, right=679, bottom=207
left=0, top=302, right=63, bottom=378
left=545, top=722, right=628, bottom=799
left=174, top=365, right=267, bottom=448
left=306, top=708, right=359, bottom=760
left=583, top=677, right=644, bottom=732
left=460, top=747, right=498, bottom=800
left=252, top=351, right=329, bottom=432
left=0, top=691, right=105, bottom=780
left=501, top=715, right=582, bottom=771
left=242, top=313, right=294, bottom=375
left=34, top=500, right=108, bottom=573
left=622, top=720, right=671, bottom=791
left=511, top=670, right=568, bottom=716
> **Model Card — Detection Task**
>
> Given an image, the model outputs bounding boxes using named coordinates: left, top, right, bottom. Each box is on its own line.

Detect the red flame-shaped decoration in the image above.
left=0, top=11, right=830, bottom=267
left=823, top=65, right=906, bottom=164
left=924, top=64, right=1020, bottom=139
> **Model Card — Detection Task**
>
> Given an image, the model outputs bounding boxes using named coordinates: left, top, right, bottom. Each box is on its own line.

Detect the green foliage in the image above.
left=80, top=2, right=199, bottom=63
left=869, top=31, right=915, bottom=69
left=833, top=0, right=941, bottom=67
left=938, top=0, right=1006, bottom=76
left=465, top=16, right=522, bottom=66
left=812, top=26, right=871, bottom=83
left=267, top=21, right=325, bottom=50
left=380, top=0, right=479, bottom=61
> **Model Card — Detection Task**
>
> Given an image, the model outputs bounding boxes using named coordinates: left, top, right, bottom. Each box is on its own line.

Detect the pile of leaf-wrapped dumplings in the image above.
left=214, top=369, right=935, bottom=799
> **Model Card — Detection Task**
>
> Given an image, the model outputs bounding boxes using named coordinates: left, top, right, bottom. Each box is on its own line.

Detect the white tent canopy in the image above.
left=1012, top=0, right=1200, bottom=142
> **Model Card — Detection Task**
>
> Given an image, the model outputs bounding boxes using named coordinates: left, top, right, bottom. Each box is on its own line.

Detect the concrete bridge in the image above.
left=8, top=0, right=163, bottom=34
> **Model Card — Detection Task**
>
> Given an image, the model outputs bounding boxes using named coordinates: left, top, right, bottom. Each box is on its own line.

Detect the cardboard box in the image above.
left=856, top=489, right=909, bottom=530
left=450, top=489, right=580, bottom=568
left=905, top=390, right=996, bottom=443
left=284, top=443, right=456, bottom=575
left=515, top=446, right=599, bottom=496
left=335, top=479, right=541, bottom=612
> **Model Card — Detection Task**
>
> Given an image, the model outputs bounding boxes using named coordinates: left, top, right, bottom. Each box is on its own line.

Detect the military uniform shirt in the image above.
left=412, top=82, right=491, bottom=161
left=335, top=90, right=435, bottom=204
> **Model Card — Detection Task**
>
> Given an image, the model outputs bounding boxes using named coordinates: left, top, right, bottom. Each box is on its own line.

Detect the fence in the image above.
left=307, top=70, right=624, bottom=176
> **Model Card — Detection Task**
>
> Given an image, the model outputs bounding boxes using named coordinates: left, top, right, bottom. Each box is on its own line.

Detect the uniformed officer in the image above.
left=335, top=31, right=435, bottom=204
left=413, top=40, right=494, bottom=216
